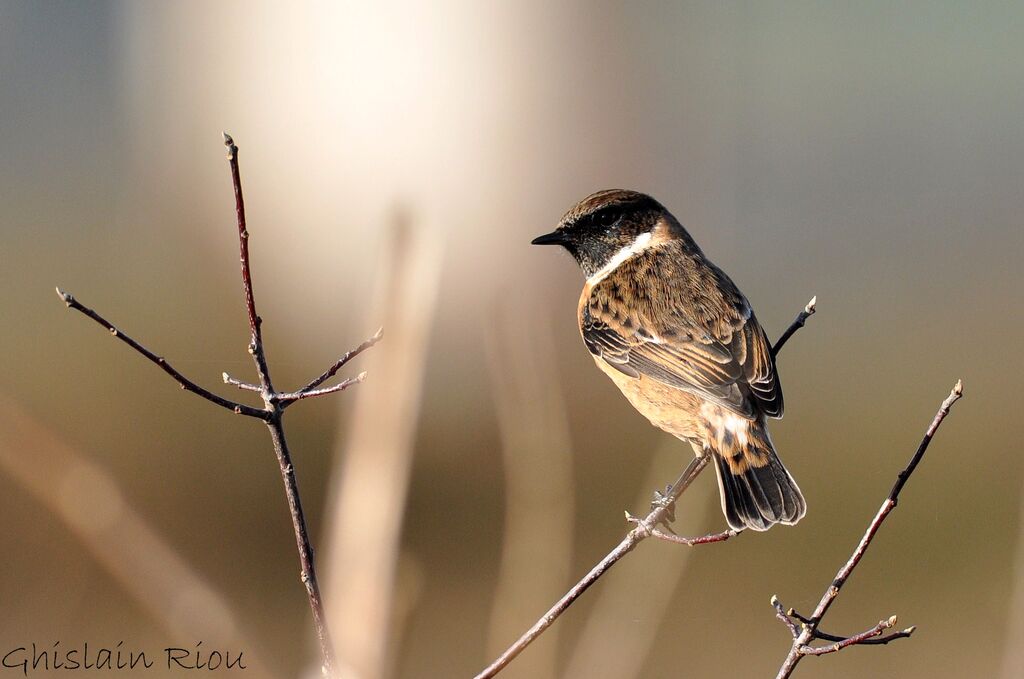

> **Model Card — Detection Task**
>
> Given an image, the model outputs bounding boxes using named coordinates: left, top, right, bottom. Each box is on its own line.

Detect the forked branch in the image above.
left=57, top=134, right=380, bottom=678
left=771, top=379, right=963, bottom=678
left=290, top=327, right=383, bottom=395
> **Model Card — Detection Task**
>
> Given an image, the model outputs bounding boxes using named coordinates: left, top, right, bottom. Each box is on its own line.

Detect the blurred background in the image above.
left=1, top=1, right=1021, bottom=677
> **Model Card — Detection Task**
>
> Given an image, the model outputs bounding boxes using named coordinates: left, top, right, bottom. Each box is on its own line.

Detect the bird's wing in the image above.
left=581, top=254, right=783, bottom=419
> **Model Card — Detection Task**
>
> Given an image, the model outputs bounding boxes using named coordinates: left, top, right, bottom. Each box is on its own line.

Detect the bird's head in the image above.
left=532, top=189, right=689, bottom=278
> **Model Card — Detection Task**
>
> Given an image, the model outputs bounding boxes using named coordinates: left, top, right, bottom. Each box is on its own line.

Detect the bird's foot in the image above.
left=650, top=484, right=677, bottom=523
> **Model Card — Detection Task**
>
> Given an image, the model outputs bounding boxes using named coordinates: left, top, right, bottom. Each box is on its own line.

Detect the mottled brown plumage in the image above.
left=533, top=189, right=805, bottom=531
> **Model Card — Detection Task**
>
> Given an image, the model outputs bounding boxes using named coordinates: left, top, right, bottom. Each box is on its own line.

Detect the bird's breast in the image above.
left=590, top=355, right=705, bottom=442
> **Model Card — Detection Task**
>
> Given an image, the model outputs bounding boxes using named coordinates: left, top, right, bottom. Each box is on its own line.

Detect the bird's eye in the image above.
left=595, top=208, right=620, bottom=228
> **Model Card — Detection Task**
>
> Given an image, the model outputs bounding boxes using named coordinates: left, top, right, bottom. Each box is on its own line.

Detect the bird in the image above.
left=532, top=189, right=805, bottom=531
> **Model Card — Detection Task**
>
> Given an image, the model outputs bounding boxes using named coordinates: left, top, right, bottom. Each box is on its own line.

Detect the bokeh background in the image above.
left=2, top=2, right=1022, bottom=677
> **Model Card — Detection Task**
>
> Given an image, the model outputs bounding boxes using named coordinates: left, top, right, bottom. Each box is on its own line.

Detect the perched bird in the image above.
left=532, top=189, right=805, bottom=531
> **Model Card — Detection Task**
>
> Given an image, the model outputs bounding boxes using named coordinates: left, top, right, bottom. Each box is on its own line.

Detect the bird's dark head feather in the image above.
left=532, top=189, right=693, bottom=277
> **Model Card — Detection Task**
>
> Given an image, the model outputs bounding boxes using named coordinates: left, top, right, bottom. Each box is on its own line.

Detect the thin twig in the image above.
left=785, top=606, right=812, bottom=627
left=293, top=328, right=383, bottom=395
left=772, top=379, right=963, bottom=679
left=786, top=608, right=915, bottom=646
left=633, top=523, right=737, bottom=546
left=772, top=296, right=816, bottom=359
left=222, top=372, right=262, bottom=392
left=773, top=596, right=801, bottom=638
left=810, top=625, right=914, bottom=648
left=222, top=133, right=336, bottom=677
left=798, top=617, right=895, bottom=655
left=276, top=373, right=366, bottom=406
left=560, top=439, right=717, bottom=679
left=263, top=416, right=335, bottom=677
left=224, top=133, right=273, bottom=393
left=473, top=458, right=707, bottom=679
left=474, top=297, right=816, bottom=679
left=56, top=289, right=267, bottom=419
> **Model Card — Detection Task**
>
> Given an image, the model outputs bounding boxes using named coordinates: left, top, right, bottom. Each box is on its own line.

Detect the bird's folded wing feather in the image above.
left=581, top=273, right=782, bottom=419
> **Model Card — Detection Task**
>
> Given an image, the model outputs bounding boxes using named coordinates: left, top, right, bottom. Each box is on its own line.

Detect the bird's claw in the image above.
left=650, top=485, right=677, bottom=523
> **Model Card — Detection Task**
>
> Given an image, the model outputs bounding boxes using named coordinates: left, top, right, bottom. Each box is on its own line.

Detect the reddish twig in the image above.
left=57, top=133, right=379, bottom=678
left=474, top=297, right=816, bottom=679
left=224, top=134, right=263, bottom=364
left=785, top=607, right=915, bottom=646
left=630, top=522, right=737, bottom=546
left=771, top=379, right=963, bottom=679
left=221, top=133, right=336, bottom=677
left=798, top=617, right=897, bottom=656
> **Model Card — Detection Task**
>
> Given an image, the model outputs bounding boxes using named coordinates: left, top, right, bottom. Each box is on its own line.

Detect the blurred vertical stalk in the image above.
left=562, top=441, right=713, bottom=679
left=322, top=212, right=442, bottom=679
left=0, top=396, right=273, bottom=679
left=483, top=303, right=575, bottom=679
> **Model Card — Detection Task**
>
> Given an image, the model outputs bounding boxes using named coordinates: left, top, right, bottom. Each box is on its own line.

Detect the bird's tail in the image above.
left=709, top=421, right=806, bottom=532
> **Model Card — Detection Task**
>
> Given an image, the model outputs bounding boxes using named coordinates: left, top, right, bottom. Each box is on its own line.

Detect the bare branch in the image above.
left=224, top=328, right=380, bottom=408
left=786, top=608, right=916, bottom=646
left=772, top=595, right=801, bottom=639
left=276, top=372, right=366, bottom=407
left=223, top=133, right=336, bottom=677
left=56, top=288, right=267, bottom=419
left=799, top=616, right=897, bottom=655
left=474, top=299, right=816, bottom=679
left=772, top=296, right=816, bottom=359
left=222, top=372, right=261, bottom=392
left=54, top=135, right=378, bottom=678
left=812, top=625, right=916, bottom=647
left=224, top=132, right=275, bottom=394
left=472, top=457, right=709, bottom=679
left=787, top=608, right=813, bottom=626
left=772, top=380, right=963, bottom=679
left=294, top=328, right=383, bottom=395
left=625, top=515, right=736, bottom=546
left=560, top=446, right=718, bottom=679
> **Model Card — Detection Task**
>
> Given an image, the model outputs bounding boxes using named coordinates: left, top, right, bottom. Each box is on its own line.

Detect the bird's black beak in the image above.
left=531, top=230, right=567, bottom=246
